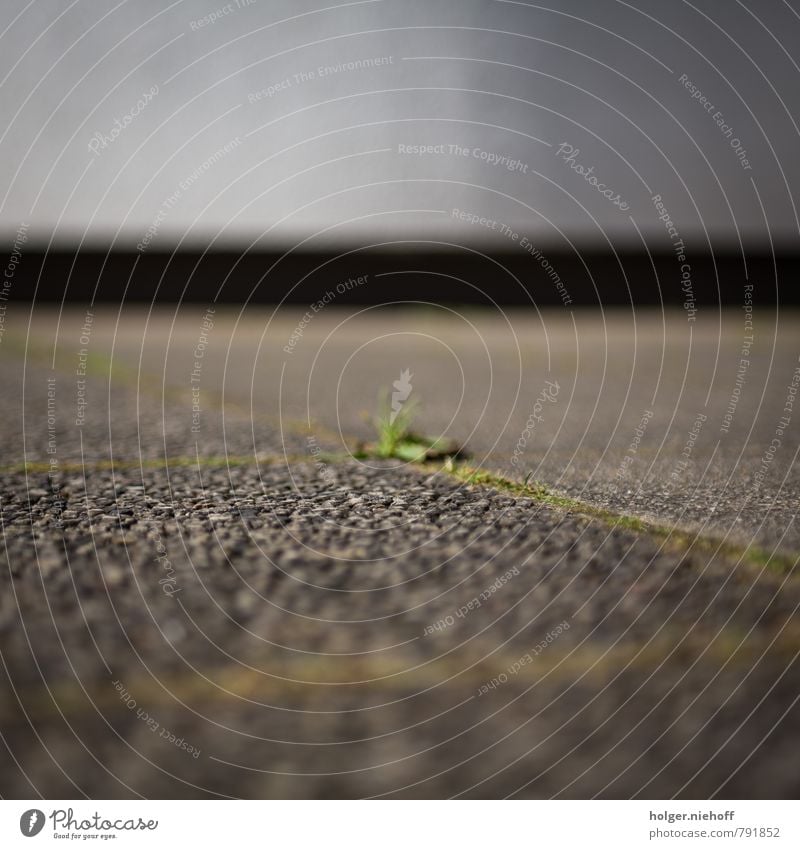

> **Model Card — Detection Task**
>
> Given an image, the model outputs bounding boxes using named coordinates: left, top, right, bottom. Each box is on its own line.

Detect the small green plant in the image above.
left=361, top=390, right=463, bottom=462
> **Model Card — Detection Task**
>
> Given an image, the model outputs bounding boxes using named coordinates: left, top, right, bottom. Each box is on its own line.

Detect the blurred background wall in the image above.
left=1, top=0, right=798, bottom=254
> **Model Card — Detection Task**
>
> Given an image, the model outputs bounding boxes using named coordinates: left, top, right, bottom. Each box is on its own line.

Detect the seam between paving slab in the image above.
left=4, top=453, right=798, bottom=580
left=438, top=462, right=800, bottom=578
left=4, top=336, right=797, bottom=577
left=4, top=626, right=800, bottom=722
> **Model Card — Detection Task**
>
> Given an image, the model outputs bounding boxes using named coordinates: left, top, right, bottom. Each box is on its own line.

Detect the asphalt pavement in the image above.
left=1, top=305, right=798, bottom=798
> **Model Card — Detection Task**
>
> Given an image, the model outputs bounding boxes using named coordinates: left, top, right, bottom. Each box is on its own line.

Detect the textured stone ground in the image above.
left=1, top=307, right=799, bottom=798
left=20, top=305, right=800, bottom=551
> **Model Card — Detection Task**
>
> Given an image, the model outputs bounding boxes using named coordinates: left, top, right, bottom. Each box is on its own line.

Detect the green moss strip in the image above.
left=437, top=461, right=798, bottom=577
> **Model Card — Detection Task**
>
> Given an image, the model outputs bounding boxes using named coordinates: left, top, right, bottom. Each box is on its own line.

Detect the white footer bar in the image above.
left=2, top=800, right=797, bottom=848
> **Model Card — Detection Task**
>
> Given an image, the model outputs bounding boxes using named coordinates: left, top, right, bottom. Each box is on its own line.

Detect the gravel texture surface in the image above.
left=2, top=311, right=799, bottom=798
left=16, top=305, right=800, bottom=552
left=3, top=448, right=800, bottom=797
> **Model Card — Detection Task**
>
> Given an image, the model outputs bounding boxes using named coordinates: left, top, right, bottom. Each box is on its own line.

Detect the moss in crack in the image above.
left=436, top=460, right=798, bottom=577
left=354, top=390, right=464, bottom=462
